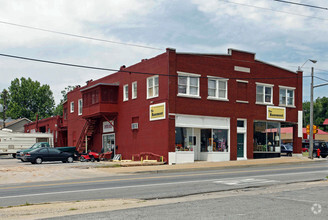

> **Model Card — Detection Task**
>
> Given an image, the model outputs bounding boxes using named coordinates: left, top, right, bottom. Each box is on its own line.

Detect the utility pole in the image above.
left=1, top=90, right=8, bottom=129
left=309, top=67, right=314, bottom=159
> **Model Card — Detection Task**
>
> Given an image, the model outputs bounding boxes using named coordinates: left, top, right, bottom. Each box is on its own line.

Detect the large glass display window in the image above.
left=201, top=129, right=228, bottom=152
left=254, top=121, right=280, bottom=152
left=175, top=127, right=194, bottom=151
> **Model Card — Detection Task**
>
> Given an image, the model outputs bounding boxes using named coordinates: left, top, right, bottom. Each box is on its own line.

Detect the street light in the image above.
left=300, top=59, right=317, bottom=159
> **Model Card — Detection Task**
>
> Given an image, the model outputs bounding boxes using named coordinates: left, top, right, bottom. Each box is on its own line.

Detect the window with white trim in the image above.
left=70, top=101, right=74, bottom=113
left=279, top=87, right=295, bottom=106
left=78, top=99, right=82, bottom=115
left=256, top=83, right=273, bottom=104
left=178, top=74, right=200, bottom=97
left=132, top=82, right=137, bottom=99
left=147, top=76, right=159, bottom=99
left=208, top=77, right=228, bottom=100
left=123, top=84, right=128, bottom=101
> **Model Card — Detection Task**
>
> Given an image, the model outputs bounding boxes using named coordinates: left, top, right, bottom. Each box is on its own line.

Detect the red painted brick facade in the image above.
left=25, top=48, right=303, bottom=161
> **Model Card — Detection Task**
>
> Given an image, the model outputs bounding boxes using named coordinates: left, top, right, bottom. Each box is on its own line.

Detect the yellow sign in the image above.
left=150, top=102, right=166, bottom=121
left=267, top=106, right=286, bottom=121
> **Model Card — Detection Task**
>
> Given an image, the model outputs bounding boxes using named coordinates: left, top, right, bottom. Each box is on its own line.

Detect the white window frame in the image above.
left=78, top=99, right=83, bottom=116
left=279, top=86, right=295, bottom=107
left=132, top=81, right=137, bottom=99
left=123, top=84, right=129, bottom=101
left=207, top=76, right=228, bottom=101
left=177, top=71, right=200, bottom=98
left=256, top=83, right=274, bottom=105
left=147, top=75, right=159, bottom=99
left=70, top=101, right=74, bottom=113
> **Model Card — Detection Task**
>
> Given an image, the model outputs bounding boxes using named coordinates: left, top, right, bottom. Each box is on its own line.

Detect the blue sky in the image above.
left=0, top=0, right=327, bottom=104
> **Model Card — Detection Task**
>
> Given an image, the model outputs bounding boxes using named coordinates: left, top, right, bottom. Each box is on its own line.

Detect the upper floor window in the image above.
left=279, top=86, right=295, bottom=107
left=123, top=84, right=128, bottom=101
left=147, top=76, right=159, bottom=99
left=78, top=99, right=83, bottom=115
left=132, top=81, right=137, bottom=99
left=256, top=83, right=273, bottom=104
left=70, top=101, right=74, bottom=113
left=208, top=77, right=228, bottom=100
left=236, top=80, right=248, bottom=103
left=178, top=72, right=200, bottom=97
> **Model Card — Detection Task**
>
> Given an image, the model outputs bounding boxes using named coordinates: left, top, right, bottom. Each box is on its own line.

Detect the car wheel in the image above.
left=80, top=157, right=85, bottom=162
left=12, top=154, right=16, bottom=158
left=67, top=156, right=74, bottom=163
left=35, top=157, right=43, bottom=164
left=321, top=155, right=327, bottom=158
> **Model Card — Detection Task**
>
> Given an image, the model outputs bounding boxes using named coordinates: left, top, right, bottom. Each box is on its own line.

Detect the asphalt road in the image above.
left=50, top=182, right=328, bottom=220
left=0, top=161, right=327, bottom=207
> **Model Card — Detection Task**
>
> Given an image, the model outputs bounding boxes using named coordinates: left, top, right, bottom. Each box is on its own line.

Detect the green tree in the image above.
left=303, top=97, right=328, bottom=131
left=53, top=85, right=76, bottom=116
left=7, top=77, right=55, bottom=120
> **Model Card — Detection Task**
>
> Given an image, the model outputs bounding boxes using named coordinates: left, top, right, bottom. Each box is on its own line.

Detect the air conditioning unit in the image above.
left=131, top=123, right=139, bottom=130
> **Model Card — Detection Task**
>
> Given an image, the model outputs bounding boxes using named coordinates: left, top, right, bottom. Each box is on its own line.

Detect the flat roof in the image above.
left=80, top=83, right=119, bottom=92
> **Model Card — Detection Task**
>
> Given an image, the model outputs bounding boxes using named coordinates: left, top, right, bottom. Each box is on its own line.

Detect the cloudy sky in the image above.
left=0, top=0, right=327, bottom=105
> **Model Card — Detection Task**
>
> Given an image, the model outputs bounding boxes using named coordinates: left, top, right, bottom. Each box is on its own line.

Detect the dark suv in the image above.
left=302, top=141, right=328, bottom=158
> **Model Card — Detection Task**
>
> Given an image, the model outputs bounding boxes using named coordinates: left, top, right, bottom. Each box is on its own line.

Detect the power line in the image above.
left=0, top=52, right=310, bottom=81
left=0, top=20, right=163, bottom=51
left=314, top=76, right=328, bottom=83
left=218, top=0, right=328, bottom=21
left=273, top=0, right=328, bottom=10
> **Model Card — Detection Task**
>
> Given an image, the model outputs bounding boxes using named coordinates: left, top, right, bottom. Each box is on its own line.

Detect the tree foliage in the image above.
left=303, top=97, right=328, bottom=131
left=7, top=77, right=55, bottom=121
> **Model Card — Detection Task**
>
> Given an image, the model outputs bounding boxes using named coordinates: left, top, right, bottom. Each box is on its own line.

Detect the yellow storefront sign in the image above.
left=150, top=102, right=166, bottom=121
left=267, top=106, right=286, bottom=121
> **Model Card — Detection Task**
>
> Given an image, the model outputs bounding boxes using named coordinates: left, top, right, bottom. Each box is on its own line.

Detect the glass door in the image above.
left=237, top=133, right=244, bottom=158
left=102, top=133, right=115, bottom=154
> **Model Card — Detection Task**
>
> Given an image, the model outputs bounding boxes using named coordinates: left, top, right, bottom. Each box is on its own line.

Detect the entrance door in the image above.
left=102, top=134, right=115, bottom=155
left=237, top=133, right=244, bottom=158
left=193, top=129, right=201, bottom=160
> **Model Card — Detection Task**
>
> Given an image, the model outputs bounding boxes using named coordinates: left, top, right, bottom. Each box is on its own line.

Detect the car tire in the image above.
left=12, top=154, right=16, bottom=158
left=67, top=156, right=74, bottom=163
left=80, top=157, right=85, bottom=162
left=35, top=157, right=43, bottom=164
left=321, top=155, right=327, bottom=158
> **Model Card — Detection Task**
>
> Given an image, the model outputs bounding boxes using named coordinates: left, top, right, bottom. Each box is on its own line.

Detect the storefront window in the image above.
left=201, top=129, right=228, bottom=152
left=254, top=121, right=280, bottom=152
left=175, top=127, right=194, bottom=151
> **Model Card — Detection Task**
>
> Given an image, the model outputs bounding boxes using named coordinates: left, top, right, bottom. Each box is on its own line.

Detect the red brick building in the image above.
left=25, top=48, right=303, bottom=163
left=24, top=116, right=67, bottom=147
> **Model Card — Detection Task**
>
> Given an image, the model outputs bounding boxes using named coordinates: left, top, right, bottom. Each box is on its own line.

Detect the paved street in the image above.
left=0, top=161, right=327, bottom=208
left=49, top=181, right=327, bottom=220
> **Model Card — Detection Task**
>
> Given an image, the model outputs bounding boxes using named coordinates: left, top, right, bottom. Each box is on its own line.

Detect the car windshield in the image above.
left=286, top=145, right=293, bottom=150
left=30, top=143, right=41, bottom=149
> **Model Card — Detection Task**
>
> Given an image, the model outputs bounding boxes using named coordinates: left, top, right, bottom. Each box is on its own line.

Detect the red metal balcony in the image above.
left=81, top=83, right=119, bottom=118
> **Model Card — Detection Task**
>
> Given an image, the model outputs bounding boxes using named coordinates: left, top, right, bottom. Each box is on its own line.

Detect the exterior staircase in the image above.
left=76, top=119, right=96, bottom=153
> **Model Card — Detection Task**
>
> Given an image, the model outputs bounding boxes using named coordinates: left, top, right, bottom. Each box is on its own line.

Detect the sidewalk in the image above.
left=96, top=156, right=326, bottom=174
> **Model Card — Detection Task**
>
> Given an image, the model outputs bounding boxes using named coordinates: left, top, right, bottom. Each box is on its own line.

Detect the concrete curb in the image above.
left=114, top=158, right=327, bottom=175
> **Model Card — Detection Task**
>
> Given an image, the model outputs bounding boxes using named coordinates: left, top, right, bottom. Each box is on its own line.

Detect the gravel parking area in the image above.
left=0, top=156, right=119, bottom=184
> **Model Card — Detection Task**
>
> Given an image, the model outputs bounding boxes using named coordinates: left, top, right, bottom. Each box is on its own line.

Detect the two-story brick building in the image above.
left=25, top=48, right=303, bottom=163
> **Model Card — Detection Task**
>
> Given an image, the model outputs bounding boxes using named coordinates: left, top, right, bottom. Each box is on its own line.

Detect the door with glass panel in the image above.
left=102, top=134, right=115, bottom=154
left=237, top=133, right=244, bottom=158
